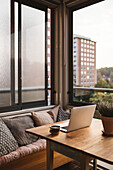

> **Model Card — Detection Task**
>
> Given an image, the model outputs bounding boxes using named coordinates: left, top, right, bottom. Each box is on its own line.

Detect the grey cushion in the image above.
left=2, top=115, right=39, bottom=146
left=0, top=118, right=18, bottom=156
left=57, top=107, right=71, bottom=122
left=31, top=111, right=54, bottom=126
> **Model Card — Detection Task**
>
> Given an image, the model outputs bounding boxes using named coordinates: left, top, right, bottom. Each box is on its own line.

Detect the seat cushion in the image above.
left=2, top=115, right=39, bottom=146
left=0, top=119, right=18, bottom=156
left=47, top=105, right=60, bottom=122
left=31, top=111, right=54, bottom=126
left=0, top=139, right=46, bottom=166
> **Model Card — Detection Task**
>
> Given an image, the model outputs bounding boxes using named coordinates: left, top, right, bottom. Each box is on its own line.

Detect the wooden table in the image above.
left=27, top=119, right=113, bottom=170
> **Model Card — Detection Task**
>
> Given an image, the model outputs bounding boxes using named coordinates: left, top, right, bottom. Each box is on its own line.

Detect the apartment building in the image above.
left=73, top=34, right=97, bottom=88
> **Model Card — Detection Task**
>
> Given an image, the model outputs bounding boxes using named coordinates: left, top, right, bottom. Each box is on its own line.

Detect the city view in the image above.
left=73, top=0, right=113, bottom=104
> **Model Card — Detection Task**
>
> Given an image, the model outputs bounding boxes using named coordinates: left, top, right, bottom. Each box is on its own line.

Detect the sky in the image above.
left=73, top=0, right=113, bottom=69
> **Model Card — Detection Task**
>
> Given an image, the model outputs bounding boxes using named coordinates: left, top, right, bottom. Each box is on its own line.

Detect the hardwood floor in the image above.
left=55, top=160, right=110, bottom=170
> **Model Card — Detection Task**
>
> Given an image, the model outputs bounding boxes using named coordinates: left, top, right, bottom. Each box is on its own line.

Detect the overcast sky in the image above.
left=73, top=0, right=113, bottom=69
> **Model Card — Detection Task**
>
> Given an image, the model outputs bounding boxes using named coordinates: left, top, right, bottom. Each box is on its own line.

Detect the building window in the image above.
left=81, top=53, right=83, bottom=56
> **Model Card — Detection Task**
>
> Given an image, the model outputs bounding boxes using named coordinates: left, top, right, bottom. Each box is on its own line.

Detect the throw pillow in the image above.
left=31, top=111, right=54, bottom=126
left=57, top=107, right=71, bottom=122
left=47, top=105, right=60, bottom=122
left=0, top=118, right=18, bottom=156
left=2, top=115, right=39, bottom=146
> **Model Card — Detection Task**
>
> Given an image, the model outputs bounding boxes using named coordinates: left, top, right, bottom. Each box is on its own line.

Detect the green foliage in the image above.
left=90, top=92, right=113, bottom=117
left=97, top=67, right=113, bottom=79
left=90, top=92, right=113, bottom=104
left=110, top=72, right=113, bottom=83
left=96, top=67, right=113, bottom=88
left=97, top=72, right=102, bottom=80
left=95, top=79, right=111, bottom=88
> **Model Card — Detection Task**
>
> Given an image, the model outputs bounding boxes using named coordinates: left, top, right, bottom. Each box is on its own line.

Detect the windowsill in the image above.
left=0, top=105, right=55, bottom=118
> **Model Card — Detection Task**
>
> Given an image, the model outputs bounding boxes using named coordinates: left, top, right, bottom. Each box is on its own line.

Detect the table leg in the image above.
left=93, top=159, right=97, bottom=170
left=46, top=140, right=53, bottom=170
left=80, top=153, right=90, bottom=170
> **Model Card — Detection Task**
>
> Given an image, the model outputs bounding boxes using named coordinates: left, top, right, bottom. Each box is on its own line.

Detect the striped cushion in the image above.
left=57, top=107, right=71, bottom=122
left=0, top=119, right=19, bottom=156
left=0, top=139, right=46, bottom=166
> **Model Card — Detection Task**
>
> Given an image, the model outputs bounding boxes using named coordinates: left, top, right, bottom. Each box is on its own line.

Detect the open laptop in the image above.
left=57, top=105, right=96, bottom=133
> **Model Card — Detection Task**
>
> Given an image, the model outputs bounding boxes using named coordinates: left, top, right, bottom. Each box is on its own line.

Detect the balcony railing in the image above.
left=73, top=87, right=113, bottom=103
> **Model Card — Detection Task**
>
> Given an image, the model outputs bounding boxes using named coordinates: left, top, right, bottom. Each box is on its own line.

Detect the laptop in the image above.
left=57, top=105, right=96, bottom=133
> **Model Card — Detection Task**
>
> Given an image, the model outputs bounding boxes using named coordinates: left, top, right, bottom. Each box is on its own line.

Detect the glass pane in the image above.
left=15, top=2, right=18, bottom=104
left=22, top=5, right=45, bottom=102
left=0, top=0, right=10, bottom=107
left=73, top=0, right=113, bottom=103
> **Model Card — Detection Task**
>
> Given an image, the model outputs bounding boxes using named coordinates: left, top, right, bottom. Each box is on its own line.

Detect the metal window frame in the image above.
left=0, top=0, right=49, bottom=113
left=69, top=0, right=104, bottom=106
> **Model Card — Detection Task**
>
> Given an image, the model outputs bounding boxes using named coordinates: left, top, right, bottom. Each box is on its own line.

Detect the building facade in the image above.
left=73, top=34, right=97, bottom=88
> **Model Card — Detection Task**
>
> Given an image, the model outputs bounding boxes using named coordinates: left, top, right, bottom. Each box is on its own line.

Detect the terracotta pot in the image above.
left=100, top=115, right=113, bottom=135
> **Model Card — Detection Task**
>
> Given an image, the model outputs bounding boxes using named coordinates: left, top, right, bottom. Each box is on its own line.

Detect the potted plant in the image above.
left=97, top=100, right=113, bottom=135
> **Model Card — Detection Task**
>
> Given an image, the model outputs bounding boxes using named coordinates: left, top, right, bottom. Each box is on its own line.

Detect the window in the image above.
left=21, top=5, right=46, bottom=103
left=72, top=0, right=113, bottom=106
left=0, top=0, right=52, bottom=112
left=48, top=31, right=50, bottom=36
left=48, top=39, right=50, bottom=45
left=0, top=0, right=10, bottom=107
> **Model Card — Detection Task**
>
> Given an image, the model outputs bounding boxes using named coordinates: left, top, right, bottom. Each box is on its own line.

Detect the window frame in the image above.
left=0, top=0, right=50, bottom=112
left=69, top=0, right=104, bottom=106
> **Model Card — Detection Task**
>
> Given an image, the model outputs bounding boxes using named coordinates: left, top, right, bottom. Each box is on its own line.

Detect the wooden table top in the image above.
left=27, top=119, right=113, bottom=165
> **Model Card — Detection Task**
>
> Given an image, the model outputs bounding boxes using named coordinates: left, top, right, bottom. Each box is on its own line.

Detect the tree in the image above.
left=95, top=79, right=110, bottom=88
left=110, top=72, right=113, bottom=84
left=97, top=71, right=102, bottom=81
